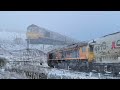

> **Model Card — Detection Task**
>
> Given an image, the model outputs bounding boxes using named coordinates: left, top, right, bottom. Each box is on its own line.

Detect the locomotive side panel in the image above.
left=79, top=46, right=87, bottom=60
left=47, top=43, right=91, bottom=61
left=64, top=48, right=80, bottom=60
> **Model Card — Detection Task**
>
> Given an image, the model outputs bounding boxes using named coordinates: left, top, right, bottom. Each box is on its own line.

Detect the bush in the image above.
left=0, top=57, right=7, bottom=68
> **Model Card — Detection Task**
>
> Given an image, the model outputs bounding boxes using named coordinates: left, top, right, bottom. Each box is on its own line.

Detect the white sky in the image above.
left=0, top=11, right=120, bottom=41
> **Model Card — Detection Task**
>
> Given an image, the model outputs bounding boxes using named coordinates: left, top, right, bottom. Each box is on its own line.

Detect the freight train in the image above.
left=47, top=32, right=120, bottom=75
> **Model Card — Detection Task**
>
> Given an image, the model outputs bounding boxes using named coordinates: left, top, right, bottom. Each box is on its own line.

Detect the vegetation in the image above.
left=0, top=57, right=7, bottom=68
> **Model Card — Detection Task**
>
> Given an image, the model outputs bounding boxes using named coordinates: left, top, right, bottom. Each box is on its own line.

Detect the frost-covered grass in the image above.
left=48, top=68, right=99, bottom=79
left=0, top=31, right=120, bottom=79
left=48, top=68, right=120, bottom=79
left=0, top=69, right=27, bottom=79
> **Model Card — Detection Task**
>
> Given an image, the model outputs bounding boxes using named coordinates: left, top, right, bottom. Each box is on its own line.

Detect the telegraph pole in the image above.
left=27, top=39, right=30, bottom=50
left=27, top=39, right=30, bottom=63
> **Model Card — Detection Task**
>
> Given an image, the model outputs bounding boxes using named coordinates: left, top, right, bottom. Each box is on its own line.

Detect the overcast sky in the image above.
left=0, top=11, right=120, bottom=41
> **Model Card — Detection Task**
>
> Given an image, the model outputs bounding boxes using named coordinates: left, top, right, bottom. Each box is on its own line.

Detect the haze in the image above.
left=0, top=11, right=120, bottom=41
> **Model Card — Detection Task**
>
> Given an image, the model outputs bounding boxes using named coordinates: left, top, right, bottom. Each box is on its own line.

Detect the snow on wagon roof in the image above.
left=102, top=31, right=120, bottom=38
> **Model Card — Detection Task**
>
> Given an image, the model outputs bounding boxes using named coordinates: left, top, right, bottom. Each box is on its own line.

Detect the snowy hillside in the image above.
left=0, top=31, right=64, bottom=52
left=0, top=30, right=26, bottom=41
left=0, top=31, right=27, bottom=51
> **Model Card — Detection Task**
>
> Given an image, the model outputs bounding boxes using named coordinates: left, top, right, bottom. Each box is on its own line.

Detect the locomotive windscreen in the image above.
left=49, top=53, right=53, bottom=59
left=89, top=45, right=94, bottom=52
left=44, top=31, right=50, bottom=38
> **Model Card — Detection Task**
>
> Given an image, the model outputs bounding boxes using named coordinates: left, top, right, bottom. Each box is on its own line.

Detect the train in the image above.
left=26, top=24, right=50, bottom=39
left=47, top=32, right=120, bottom=75
left=26, top=24, right=78, bottom=45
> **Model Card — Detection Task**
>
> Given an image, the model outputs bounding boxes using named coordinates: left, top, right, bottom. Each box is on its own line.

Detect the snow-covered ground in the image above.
left=48, top=68, right=98, bottom=79
left=0, top=30, right=49, bottom=78
left=0, top=30, right=26, bottom=41
left=0, top=31, right=27, bottom=51
left=0, top=31, right=120, bottom=79
left=47, top=68, right=120, bottom=79
left=0, top=69, right=27, bottom=79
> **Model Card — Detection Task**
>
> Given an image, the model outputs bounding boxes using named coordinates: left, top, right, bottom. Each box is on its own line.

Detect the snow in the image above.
left=0, top=69, right=27, bottom=79
left=0, top=30, right=26, bottom=41
left=47, top=68, right=120, bottom=79
left=0, top=30, right=49, bottom=78
left=48, top=68, right=98, bottom=79
left=0, top=31, right=120, bottom=79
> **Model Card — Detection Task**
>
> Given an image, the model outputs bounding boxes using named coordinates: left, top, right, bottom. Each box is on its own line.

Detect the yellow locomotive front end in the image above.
left=87, top=44, right=95, bottom=62
left=26, top=31, right=43, bottom=39
left=79, top=44, right=95, bottom=62
left=26, top=24, right=45, bottom=40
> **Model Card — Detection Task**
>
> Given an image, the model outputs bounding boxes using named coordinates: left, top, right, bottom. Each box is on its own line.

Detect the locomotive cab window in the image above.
left=117, top=40, right=120, bottom=46
left=49, top=53, right=53, bottom=59
left=82, top=47, right=86, bottom=52
left=89, top=45, right=94, bottom=52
